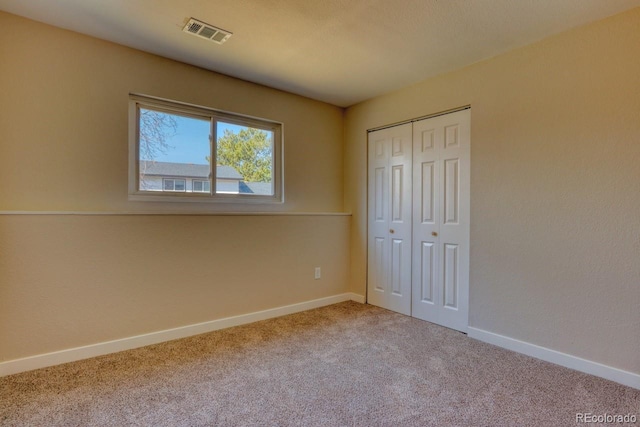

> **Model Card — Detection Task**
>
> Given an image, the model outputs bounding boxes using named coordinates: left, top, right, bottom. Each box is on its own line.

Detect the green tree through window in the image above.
left=209, top=127, right=273, bottom=183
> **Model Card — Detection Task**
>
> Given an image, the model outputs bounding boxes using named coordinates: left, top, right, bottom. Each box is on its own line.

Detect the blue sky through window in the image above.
left=145, top=113, right=246, bottom=164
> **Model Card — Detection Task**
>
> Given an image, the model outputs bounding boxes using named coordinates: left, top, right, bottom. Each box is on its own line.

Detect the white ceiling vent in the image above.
left=183, top=18, right=232, bottom=44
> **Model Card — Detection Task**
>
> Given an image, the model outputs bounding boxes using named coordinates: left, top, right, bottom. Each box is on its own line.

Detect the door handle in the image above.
left=432, top=231, right=438, bottom=237
left=390, top=229, right=395, bottom=234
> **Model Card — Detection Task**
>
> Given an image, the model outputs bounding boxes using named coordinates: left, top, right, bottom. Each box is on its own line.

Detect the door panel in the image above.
left=373, top=238, right=385, bottom=292
left=391, top=238, right=403, bottom=295
left=391, top=165, right=404, bottom=221
left=420, top=241, right=435, bottom=303
left=367, top=123, right=412, bottom=315
left=374, top=168, right=385, bottom=221
left=421, top=162, right=435, bottom=223
left=412, top=109, right=470, bottom=332
left=444, top=159, right=459, bottom=224
left=443, top=243, right=459, bottom=308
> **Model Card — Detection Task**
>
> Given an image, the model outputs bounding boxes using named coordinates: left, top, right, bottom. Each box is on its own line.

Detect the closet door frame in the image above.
left=366, top=107, right=470, bottom=332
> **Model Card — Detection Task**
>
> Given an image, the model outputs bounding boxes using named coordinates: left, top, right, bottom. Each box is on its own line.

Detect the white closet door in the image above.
left=367, top=123, right=413, bottom=315
left=412, top=109, right=470, bottom=332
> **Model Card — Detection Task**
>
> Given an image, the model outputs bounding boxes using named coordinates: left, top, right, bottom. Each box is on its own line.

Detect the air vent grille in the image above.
left=182, top=18, right=232, bottom=44
left=186, top=22, right=203, bottom=34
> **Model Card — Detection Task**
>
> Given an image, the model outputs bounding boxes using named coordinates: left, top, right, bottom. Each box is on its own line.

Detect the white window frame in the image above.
left=128, top=94, right=283, bottom=204
left=192, top=179, right=211, bottom=193
left=162, top=178, right=186, bottom=192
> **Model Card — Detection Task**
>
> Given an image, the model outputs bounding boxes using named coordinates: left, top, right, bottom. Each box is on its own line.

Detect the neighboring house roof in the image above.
left=239, top=181, right=273, bottom=195
left=140, top=161, right=243, bottom=180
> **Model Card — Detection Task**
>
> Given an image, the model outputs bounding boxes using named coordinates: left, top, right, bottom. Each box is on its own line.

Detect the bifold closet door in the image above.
left=367, top=123, right=412, bottom=315
left=411, top=109, right=470, bottom=332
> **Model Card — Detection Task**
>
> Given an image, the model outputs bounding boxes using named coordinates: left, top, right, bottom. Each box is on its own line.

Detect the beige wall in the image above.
left=0, top=12, right=344, bottom=214
left=345, top=8, right=640, bottom=374
left=0, top=12, right=349, bottom=361
left=0, top=215, right=350, bottom=361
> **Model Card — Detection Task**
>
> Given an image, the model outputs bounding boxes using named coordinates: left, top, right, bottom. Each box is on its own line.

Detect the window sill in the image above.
left=128, top=192, right=283, bottom=204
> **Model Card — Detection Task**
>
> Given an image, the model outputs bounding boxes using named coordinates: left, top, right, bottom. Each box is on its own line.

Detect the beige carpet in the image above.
left=1, top=302, right=638, bottom=426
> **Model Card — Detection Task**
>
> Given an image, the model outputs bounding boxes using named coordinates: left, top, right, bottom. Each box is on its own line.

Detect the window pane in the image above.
left=216, top=122, right=274, bottom=195
left=138, top=108, right=210, bottom=193
left=163, top=179, right=174, bottom=191
left=193, top=180, right=203, bottom=192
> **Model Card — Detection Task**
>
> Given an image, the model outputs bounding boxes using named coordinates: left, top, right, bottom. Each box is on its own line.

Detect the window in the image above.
left=162, top=178, right=186, bottom=192
left=129, top=94, right=283, bottom=203
left=192, top=179, right=211, bottom=193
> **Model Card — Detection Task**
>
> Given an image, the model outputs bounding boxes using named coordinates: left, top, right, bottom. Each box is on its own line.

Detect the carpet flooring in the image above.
left=1, top=302, right=638, bottom=426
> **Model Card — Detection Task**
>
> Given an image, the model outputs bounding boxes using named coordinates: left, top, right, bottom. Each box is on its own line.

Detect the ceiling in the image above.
left=1, top=0, right=639, bottom=107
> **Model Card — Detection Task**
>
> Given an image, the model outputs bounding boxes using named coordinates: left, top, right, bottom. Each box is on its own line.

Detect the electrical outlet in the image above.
left=314, top=267, right=321, bottom=280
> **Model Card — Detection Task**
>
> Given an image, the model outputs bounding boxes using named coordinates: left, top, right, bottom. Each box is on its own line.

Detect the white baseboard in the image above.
left=0, top=293, right=365, bottom=377
left=468, top=327, right=640, bottom=390
left=349, top=293, right=366, bottom=304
